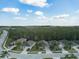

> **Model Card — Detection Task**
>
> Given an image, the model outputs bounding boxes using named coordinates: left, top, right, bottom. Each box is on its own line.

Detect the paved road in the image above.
left=0, top=30, right=8, bottom=53
left=8, top=52, right=79, bottom=59
left=8, top=53, right=68, bottom=59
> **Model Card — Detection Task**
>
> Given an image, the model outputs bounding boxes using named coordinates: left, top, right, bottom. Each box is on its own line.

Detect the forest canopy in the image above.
left=7, top=26, right=79, bottom=42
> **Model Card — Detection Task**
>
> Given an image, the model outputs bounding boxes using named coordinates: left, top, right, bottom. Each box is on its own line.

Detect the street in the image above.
left=0, top=30, right=8, bottom=53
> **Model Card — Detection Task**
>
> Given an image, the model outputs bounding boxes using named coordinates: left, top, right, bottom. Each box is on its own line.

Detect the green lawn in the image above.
left=12, top=41, right=23, bottom=51
left=61, top=54, right=77, bottom=59
left=49, top=41, right=62, bottom=53
left=0, top=31, right=2, bottom=35
left=64, top=41, right=77, bottom=53
left=43, top=58, right=53, bottom=59
left=10, top=58, right=16, bottom=59
left=5, top=38, right=12, bottom=48
left=30, top=42, right=45, bottom=51
left=67, top=48, right=77, bottom=53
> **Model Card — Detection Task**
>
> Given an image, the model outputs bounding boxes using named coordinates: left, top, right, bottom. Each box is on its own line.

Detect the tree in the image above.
left=0, top=50, right=10, bottom=59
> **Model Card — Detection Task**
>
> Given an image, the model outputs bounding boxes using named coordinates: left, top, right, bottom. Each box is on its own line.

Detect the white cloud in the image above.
left=20, top=0, right=49, bottom=7
left=52, top=14, right=69, bottom=19
left=49, top=14, right=69, bottom=26
left=75, top=10, right=79, bottom=13
left=14, top=16, right=27, bottom=20
left=27, top=10, right=33, bottom=13
left=37, top=16, right=48, bottom=21
left=49, top=13, right=79, bottom=26
left=33, top=16, right=49, bottom=25
left=35, top=11, right=44, bottom=16
left=26, top=14, right=29, bottom=16
left=74, top=10, right=79, bottom=17
left=1, top=8, right=20, bottom=13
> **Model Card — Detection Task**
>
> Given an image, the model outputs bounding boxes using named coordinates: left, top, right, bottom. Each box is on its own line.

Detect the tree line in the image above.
left=8, top=26, right=79, bottom=42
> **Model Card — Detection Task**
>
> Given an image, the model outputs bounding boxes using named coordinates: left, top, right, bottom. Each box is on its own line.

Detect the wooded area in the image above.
left=8, top=26, right=79, bottom=42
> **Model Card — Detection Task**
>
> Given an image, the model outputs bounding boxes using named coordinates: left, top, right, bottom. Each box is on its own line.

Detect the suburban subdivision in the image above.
left=0, top=26, right=79, bottom=59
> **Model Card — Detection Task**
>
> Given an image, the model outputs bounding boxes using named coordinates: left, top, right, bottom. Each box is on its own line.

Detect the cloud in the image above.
left=20, top=0, right=49, bottom=7
left=33, top=16, right=49, bottom=25
left=52, top=14, right=69, bottom=19
left=27, top=10, right=33, bottom=13
left=1, top=8, right=19, bottom=13
left=26, top=14, right=29, bottom=16
left=76, top=10, right=79, bottom=13
left=49, top=14, right=70, bottom=26
left=35, top=11, right=44, bottom=16
left=14, top=16, right=27, bottom=20
left=37, top=16, right=48, bottom=21
left=49, top=13, right=79, bottom=26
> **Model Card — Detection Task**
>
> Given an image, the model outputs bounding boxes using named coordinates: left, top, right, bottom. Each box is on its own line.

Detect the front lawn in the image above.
left=29, top=41, right=45, bottom=53
left=12, top=41, right=23, bottom=51
left=49, top=40, right=62, bottom=53
left=10, top=58, right=16, bottom=59
left=43, top=58, right=53, bottom=59
left=0, top=31, right=2, bottom=35
left=64, top=41, right=77, bottom=53
left=61, top=54, right=78, bottom=59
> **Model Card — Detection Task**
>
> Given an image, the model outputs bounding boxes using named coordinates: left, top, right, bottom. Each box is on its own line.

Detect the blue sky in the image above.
left=0, top=0, right=79, bottom=26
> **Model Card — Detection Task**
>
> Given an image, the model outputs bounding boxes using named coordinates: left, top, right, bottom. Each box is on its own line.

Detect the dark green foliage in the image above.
left=0, top=51, right=9, bottom=58
left=5, top=26, right=79, bottom=46
left=61, top=54, right=77, bottom=59
left=49, top=40, right=61, bottom=52
left=30, top=41, right=45, bottom=51
left=44, top=58, right=53, bottom=59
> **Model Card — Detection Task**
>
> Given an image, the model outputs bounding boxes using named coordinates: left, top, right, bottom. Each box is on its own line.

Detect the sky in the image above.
left=0, top=0, right=79, bottom=26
